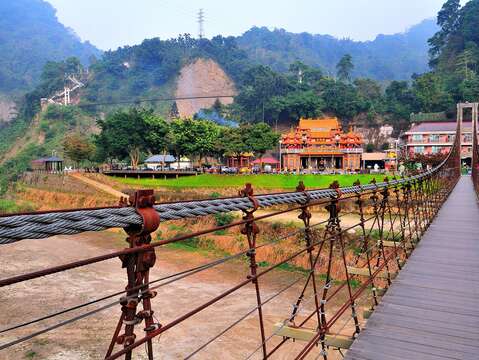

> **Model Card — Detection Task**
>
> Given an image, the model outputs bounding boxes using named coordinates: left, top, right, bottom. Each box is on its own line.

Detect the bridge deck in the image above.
left=345, top=177, right=479, bottom=360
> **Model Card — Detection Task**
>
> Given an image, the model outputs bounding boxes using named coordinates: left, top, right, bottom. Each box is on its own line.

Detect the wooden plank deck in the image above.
left=345, top=176, right=479, bottom=360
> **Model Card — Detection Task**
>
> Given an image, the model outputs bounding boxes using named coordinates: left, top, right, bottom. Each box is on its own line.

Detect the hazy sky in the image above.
left=45, top=0, right=460, bottom=50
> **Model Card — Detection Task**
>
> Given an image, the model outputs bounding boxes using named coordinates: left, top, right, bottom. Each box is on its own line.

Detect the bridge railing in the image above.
left=0, top=127, right=462, bottom=359
left=472, top=104, right=479, bottom=194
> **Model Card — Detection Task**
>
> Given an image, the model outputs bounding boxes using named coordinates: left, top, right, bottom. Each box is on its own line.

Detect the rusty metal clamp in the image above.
left=239, top=183, right=259, bottom=213
left=329, top=180, right=342, bottom=198
left=126, top=190, right=160, bottom=237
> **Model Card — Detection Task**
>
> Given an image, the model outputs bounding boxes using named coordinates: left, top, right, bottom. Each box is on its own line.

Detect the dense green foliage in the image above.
left=0, top=98, right=96, bottom=195
left=0, top=0, right=100, bottom=94
left=232, top=61, right=419, bottom=130
left=95, top=108, right=279, bottom=166
left=95, top=108, right=170, bottom=167
left=426, top=0, right=479, bottom=103
left=236, top=20, right=438, bottom=81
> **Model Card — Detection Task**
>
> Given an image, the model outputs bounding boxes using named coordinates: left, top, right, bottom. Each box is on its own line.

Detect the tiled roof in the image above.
left=145, top=155, right=176, bottom=163
left=408, top=122, right=471, bottom=133
left=251, top=157, right=279, bottom=164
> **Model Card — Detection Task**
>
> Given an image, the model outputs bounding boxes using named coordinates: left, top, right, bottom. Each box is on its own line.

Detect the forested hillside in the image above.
left=83, top=36, right=249, bottom=107
left=237, top=20, right=438, bottom=81
left=0, top=0, right=100, bottom=94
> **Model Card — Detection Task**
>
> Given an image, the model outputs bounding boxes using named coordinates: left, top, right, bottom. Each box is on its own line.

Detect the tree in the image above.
left=319, top=78, right=366, bottom=119
left=412, top=73, right=452, bottom=112
left=455, top=48, right=477, bottom=80
left=336, top=54, right=354, bottom=82
left=212, top=98, right=223, bottom=112
left=191, top=120, right=220, bottom=165
left=288, top=61, right=323, bottom=87
left=217, top=127, right=248, bottom=164
left=171, top=119, right=221, bottom=166
left=143, top=111, right=171, bottom=155
left=63, top=134, right=95, bottom=167
left=169, top=118, right=197, bottom=168
left=269, top=91, right=324, bottom=122
left=236, top=65, right=291, bottom=121
left=95, top=108, right=169, bottom=167
left=244, top=123, right=280, bottom=162
left=429, top=0, right=461, bottom=60
left=169, top=101, right=180, bottom=119
left=385, top=81, right=416, bottom=117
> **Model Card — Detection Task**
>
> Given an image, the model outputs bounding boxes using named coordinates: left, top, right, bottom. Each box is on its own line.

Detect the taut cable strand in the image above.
left=0, top=172, right=442, bottom=245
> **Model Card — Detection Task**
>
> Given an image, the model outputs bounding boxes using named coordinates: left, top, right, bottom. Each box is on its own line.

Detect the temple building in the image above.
left=280, top=117, right=363, bottom=171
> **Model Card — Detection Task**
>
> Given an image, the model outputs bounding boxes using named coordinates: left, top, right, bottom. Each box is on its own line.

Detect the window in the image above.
left=464, top=133, right=472, bottom=142
left=429, top=134, right=440, bottom=142
left=412, top=134, right=423, bottom=142
left=431, top=146, right=440, bottom=154
left=414, top=146, right=424, bottom=154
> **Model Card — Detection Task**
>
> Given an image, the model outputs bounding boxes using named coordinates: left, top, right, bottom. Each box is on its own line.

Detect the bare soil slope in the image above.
left=175, top=58, right=236, bottom=117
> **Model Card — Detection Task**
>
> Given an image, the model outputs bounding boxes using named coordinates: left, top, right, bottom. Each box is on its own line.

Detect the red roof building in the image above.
left=280, top=117, right=363, bottom=171
left=403, top=121, right=472, bottom=162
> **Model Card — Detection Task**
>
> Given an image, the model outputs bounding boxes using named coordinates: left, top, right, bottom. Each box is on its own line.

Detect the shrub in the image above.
left=214, top=212, right=236, bottom=227
left=209, top=192, right=221, bottom=199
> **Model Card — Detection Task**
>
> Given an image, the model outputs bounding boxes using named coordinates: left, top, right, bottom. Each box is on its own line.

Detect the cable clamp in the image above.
left=123, top=316, right=142, bottom=326
left=320, top=299, right=327, bottom=305
left=144, top=323, right=162, bottom=332
left=246, top=248, right=256, bottom=257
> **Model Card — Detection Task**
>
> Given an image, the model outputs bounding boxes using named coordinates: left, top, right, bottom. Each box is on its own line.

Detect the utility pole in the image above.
left=198, top=9, right=205, bottom=39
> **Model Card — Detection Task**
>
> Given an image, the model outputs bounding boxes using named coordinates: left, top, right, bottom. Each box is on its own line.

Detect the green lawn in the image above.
left=112, top=174, right=384, bottom=190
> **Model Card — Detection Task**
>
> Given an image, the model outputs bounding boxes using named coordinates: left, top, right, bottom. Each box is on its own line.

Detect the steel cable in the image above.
left=0, top=218, right=327, bottom=348
left=184, top=275, right=306, bottom=359
left=0, top=172, right=436, bottom=245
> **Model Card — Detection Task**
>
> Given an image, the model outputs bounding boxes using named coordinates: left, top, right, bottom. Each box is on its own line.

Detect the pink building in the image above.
left=404, top=122, right=472, bottom=163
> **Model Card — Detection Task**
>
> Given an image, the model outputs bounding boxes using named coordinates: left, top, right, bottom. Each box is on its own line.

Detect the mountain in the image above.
left=236, top=19, right=439, bottom=81
left=0, top=0, right=101, bottom=94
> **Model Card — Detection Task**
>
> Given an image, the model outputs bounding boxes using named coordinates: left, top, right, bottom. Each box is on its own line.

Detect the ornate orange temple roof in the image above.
left=281, top=117, right=363, bottom=146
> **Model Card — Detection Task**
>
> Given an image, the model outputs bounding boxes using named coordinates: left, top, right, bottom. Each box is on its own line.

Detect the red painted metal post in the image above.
left=105, top=190, right=160, bottom=360
left=239, top=183, right=267, bottom=359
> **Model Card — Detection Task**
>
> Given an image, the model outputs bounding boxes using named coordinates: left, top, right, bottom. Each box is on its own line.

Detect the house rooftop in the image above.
left=145, top=155, right=176, bottom=163
left=407, top=121, right=471, bottom=133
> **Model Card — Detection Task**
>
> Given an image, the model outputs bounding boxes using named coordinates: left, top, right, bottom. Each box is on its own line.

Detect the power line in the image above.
left=75, top=94, right=235, bottom=109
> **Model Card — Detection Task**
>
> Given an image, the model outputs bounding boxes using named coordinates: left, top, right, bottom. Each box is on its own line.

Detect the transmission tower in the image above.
left=198, top=8, right=205, bottom=39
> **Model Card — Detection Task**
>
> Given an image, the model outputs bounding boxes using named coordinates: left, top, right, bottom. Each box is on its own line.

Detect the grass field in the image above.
left=112, top=174, right=384, bottom=190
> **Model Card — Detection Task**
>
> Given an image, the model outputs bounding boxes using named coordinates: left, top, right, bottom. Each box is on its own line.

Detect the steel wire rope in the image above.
left=184, top=275, right=307, bottom=359
left=105, top=240, right=400, bottom=359
left=312, top=291, right=371, bottom=360
left=0, top=217, right=334, bottom=348
left=244, top=283, right=325, bottom=360
left=0, top=173, right=440, bottom=245
left=0, top=196, right=356, bottom=288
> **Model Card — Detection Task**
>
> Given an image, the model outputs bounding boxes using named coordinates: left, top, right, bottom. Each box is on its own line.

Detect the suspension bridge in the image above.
left=0, top=103, right=477, bottom=359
